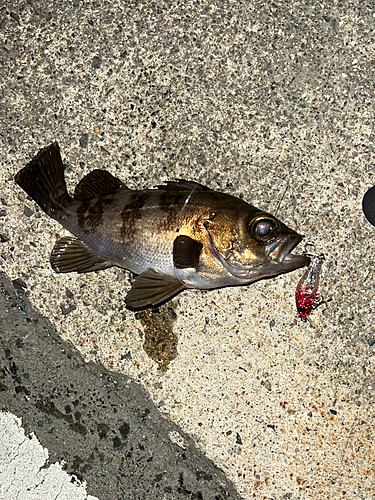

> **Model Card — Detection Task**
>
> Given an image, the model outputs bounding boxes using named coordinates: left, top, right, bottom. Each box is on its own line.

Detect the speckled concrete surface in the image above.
left=1, top=0, right=375, bottom=498
left=0, top=271, right=241, bottom=499
left=0, top=411, right=99, bottom=500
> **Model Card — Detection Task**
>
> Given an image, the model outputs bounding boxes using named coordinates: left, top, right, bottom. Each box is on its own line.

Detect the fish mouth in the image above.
left=208, top=232, right=310, bottom=282
left=268, top=234, right=310, bottom=268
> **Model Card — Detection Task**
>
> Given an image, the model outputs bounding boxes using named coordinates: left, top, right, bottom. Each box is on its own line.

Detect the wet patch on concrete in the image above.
left=135, top=302, right=178, bottom=371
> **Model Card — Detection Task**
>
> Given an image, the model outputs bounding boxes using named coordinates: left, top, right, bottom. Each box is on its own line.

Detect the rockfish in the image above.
left=15, top=143, right=309, bottom=309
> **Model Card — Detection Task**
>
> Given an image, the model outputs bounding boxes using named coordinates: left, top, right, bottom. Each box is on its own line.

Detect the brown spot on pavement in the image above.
left=136, top=302, right=178, bottom=371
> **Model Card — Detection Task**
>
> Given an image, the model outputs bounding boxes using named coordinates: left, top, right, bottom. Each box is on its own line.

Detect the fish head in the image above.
left=204, top=208, right=310, bottom=283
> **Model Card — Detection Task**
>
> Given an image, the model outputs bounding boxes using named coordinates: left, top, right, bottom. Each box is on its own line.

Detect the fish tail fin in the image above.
left=14, top=142, right=69, bottom=213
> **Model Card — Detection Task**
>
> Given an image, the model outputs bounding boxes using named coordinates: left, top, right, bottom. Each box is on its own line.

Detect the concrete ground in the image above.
left=1, top=0, right=374, bottom=499
left=0, top=271, right=240, bottom=499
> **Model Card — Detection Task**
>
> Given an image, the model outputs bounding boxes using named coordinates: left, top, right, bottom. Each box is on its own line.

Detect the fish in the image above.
left=15, top=142, right=310, bottom=310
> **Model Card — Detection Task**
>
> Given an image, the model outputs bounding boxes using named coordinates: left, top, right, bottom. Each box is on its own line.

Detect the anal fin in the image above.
left=51, top=236, right=113, bottom=273
left=125, top=268, right=184, bottom=309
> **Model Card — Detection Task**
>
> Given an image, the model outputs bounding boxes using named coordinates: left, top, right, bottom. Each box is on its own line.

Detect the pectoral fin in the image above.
left=51, top=236, right=113, bottom=273
left=125, top=268, right=184, bottom=309
left=173, top=235, right=203, bottom=269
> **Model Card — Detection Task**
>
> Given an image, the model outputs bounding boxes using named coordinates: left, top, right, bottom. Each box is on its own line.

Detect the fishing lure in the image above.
left=295, top=245, right=325, bottom=321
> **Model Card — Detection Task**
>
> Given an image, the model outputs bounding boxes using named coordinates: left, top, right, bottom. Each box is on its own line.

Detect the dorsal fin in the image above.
left=156, top=180, right=210, bottom=192
left=74, top=169, right=129, bottom=200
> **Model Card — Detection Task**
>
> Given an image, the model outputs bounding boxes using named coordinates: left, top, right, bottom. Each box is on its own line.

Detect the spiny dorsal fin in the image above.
left=50, top=236, right=113, bottom=273
left=74, top=169, right=129, bottom=201
left=125, top=268, right=184, bottom=309
left=173, top=235, right=203, bottom=269
left=156, top=180, right=210, bottom=192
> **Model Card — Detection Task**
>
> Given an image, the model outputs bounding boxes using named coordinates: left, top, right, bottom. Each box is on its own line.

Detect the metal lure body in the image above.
left=295, top=252, right=325, bottom=321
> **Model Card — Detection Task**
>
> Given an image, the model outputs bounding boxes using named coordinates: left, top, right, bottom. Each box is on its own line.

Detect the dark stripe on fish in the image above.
left=158, top=191, right=185, bottom=213
left=76, top=200, right=91, bottom=234
left=76, top=197, right=115, bottom=234
left=120, top=192, right=149, bottom=239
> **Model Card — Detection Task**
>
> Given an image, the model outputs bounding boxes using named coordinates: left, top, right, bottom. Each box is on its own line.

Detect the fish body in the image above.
left=15, top=143, right=309, bottom=309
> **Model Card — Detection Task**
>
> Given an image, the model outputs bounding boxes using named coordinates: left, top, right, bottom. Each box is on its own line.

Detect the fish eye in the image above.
left=255, top=221, right=272, bottom=237
left=249, top=216, right=279, bottom=242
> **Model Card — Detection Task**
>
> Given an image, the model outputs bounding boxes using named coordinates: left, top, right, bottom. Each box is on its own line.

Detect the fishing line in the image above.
left=274, top=181, right=289, bottom=217
left=178, top=182, right=200, bottom=220
left=178, top=172, right=220, bottom=220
